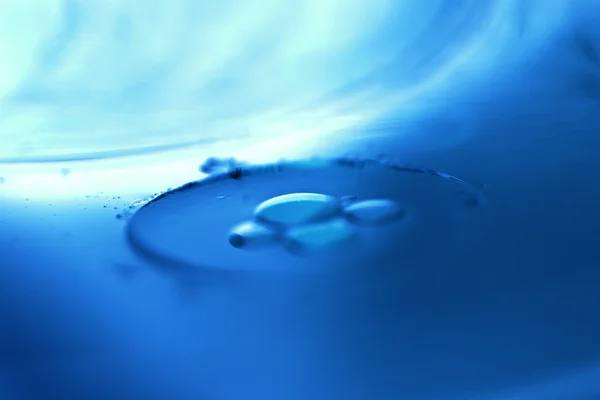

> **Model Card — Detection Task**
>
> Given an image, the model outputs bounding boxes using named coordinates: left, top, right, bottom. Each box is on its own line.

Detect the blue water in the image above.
left=1, top=1, right=600, bottom=399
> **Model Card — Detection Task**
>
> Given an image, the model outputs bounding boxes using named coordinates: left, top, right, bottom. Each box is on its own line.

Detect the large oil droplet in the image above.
left=254, top=193, right=340, bottom=226
left=126, top=157, right=489, bottom=274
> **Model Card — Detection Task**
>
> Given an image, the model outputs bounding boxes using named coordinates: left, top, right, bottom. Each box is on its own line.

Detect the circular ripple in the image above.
left=126, top=157, right=490, bottom=274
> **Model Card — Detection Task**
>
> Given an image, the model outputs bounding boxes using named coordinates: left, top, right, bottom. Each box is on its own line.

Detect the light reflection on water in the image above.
left=0, top=0, right=567, bottom=163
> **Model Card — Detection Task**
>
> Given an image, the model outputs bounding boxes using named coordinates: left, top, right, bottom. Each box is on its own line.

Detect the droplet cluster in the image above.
left=228, top=192, right=404, bottom=254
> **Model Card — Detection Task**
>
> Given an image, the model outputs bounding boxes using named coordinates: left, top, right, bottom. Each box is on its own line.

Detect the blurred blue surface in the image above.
left=1, top=1, right=600, bottom=399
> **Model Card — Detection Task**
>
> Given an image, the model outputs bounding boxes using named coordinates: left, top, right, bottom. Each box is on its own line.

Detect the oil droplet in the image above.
left=343, top=199, right=405, bottom=224
left=283, top=218, right=357, bottom=254
left=228, top=221, right=278, bottom=249
left=254, top=193, right=340, bottom=226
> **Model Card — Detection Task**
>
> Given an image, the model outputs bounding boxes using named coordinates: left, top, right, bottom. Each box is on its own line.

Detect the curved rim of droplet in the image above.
left=126, top=155, right=487, bottom=273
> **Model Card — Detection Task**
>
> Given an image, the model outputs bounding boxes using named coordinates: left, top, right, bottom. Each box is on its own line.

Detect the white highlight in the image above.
left=0, top=0, right=571, bottom=199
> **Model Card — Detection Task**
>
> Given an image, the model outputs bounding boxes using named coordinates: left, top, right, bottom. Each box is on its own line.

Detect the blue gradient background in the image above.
left=1, top=1, right=600, bottom=399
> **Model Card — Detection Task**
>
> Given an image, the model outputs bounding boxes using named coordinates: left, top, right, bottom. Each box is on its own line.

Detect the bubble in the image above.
left=126, top=157, right=490, bottom=274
